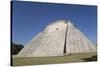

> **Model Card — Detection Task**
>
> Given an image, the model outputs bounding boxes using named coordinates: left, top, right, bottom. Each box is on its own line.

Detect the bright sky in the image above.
left=12, top=1, right=97, bottom=45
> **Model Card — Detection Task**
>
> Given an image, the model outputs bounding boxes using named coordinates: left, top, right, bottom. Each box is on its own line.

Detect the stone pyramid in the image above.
left=18, top=20, right=96, bottom=57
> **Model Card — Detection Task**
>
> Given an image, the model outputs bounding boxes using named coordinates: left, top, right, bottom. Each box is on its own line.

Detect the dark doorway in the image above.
left=56, top=28, right=58, bottom=30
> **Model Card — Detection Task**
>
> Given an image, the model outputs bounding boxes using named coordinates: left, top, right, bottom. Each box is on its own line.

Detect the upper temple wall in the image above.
left=44, top=20, right=69, bottom=33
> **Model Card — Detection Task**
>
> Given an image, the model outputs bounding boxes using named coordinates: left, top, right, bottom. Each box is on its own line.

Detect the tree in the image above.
left=11, top=42, right=24, bottom=55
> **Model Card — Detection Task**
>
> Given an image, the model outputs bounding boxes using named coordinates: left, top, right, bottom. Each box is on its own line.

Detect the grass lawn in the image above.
left=12, top=53, right=97, bottom=66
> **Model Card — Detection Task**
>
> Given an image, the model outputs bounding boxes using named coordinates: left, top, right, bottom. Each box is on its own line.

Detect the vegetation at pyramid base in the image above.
left=11, top=42, right=24, bottom=55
